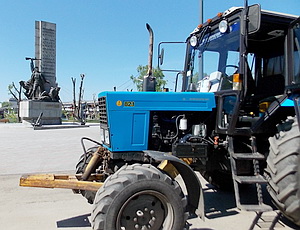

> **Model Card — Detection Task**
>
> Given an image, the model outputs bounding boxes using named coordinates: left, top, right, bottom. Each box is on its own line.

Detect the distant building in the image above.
left=62, top=100, right=99, bottom=120
left=0, top=98, right=18, bottom=118
left=4, top=98, right=18, bottom=115
left=9, top=98, right=18, bottom=110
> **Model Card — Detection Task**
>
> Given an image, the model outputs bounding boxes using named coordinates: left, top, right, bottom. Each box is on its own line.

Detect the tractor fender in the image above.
left=143, top=150, right=205, bottom=220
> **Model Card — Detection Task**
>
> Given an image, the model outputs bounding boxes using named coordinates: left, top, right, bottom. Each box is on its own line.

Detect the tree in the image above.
left=7, top=82, right=21, bottom=122
left=130, top=65, right=167, bottom=91
left=1, top=102, right=11, bottom=108
left=8, top=82, right=21, bottom=102
left=71, top=74, right=86, bottom=125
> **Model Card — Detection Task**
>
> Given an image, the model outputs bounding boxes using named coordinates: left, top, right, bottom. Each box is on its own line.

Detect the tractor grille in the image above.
left=98, top=96, right=108, bottom=125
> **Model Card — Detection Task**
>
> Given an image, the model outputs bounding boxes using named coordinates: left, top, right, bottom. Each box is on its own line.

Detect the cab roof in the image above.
left=190, top=6, right=298, bottom=36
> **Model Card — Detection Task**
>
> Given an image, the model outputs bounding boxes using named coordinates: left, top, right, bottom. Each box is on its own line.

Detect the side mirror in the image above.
left=158, top=48, right=164, bottom=66
left=157, top=41, right=186, bottom=72
left=248, top=4, right=261, bottom=34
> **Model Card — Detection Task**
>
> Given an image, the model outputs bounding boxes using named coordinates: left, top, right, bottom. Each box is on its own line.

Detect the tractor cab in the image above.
left=184, top=6, right=297, bottom=93
left=178, top=5, right=298, bottom=135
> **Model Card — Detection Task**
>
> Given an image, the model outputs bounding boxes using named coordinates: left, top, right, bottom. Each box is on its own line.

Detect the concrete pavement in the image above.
left=0, top=123, right=298, bottom=230
left=0, top=123, right=100, bottom=175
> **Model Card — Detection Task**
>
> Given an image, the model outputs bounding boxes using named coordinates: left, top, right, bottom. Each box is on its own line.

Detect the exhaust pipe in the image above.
left=146, top=23, right=153, bottom=76
left=142, top=23, right=156, bottom=92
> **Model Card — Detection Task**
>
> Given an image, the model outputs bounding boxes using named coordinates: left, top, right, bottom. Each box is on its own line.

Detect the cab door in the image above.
left=286, top=17, right=300, bottom=127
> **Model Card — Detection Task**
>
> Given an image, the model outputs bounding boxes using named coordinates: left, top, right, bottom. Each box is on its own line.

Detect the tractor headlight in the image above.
left=104, top=129, right=110, bottom=145
left=100, top=126, right=110, bottom=146
left=190, top=35, right=198, bottom=47
left=100, top=127, right=105, bottom=143
left=219, top=20, right=228, bottom=33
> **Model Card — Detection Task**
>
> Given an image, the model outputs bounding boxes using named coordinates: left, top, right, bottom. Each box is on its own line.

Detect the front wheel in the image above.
left=266, top=117, right=300, bottom=226
left=91, top=164, right=188, bottom=230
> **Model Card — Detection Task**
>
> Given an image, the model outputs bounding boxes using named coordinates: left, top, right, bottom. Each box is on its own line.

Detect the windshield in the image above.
left=185, top=22, right=240, bottom=92
left=293, top=22, right=300, bottom=84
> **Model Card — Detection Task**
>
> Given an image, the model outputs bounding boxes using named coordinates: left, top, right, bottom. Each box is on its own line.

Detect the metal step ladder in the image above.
left=228, top=136, right=273, bottom=212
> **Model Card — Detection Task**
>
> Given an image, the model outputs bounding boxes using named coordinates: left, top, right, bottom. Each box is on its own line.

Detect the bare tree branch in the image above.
left=8, top=87, right=18, bottom=101
left=12, top=82, right=20, bottom=94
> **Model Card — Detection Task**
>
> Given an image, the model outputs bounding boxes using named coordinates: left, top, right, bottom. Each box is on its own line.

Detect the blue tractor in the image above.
left=77, top=4, right=300, bottom=230
left=75, top=4, right=300, bottom=229
left=20, top=2, right=300, bottom=230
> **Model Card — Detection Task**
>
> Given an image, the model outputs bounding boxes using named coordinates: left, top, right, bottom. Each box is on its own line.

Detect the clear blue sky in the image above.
left=0, top=0, right=299, bottom=102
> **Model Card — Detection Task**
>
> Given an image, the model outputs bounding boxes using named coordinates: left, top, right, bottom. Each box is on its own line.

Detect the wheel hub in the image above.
left=118, top=191, right=170, bottom=230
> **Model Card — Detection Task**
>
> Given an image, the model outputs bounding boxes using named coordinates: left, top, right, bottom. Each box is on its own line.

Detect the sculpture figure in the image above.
left=20, top=58, right=60, bottom=102
left=19, top=80, right=33, bottom=99
left=31, top=67, right=49, bottom=99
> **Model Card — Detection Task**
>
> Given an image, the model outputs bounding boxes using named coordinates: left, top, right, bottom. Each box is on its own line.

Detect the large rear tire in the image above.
left=91, top=164, right=188, bottom=230
left=266, top=116, right=300, bottom=226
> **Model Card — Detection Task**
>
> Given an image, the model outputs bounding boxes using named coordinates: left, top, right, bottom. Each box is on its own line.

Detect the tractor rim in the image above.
left=116, top=190, right=174, bottom=230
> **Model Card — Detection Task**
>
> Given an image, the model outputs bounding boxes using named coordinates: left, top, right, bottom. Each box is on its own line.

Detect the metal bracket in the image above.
left=143, top=150, right=205, bottom=220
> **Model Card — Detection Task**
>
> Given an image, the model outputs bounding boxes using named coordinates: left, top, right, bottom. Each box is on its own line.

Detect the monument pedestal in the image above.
left=20, top=100, right=62, bottom=125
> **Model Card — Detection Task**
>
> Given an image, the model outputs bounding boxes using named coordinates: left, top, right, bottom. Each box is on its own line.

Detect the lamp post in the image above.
left=199, top=0, right=204, bottom=80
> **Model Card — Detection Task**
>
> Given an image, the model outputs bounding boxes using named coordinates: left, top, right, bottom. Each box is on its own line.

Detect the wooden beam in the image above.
left=20, top=174, right=103, bottom=191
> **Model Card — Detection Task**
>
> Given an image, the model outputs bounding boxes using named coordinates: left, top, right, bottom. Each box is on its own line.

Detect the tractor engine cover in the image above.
left=98, top=91, right=216, bottom=152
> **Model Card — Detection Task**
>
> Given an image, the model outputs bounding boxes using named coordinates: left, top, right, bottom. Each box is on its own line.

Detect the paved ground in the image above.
left=0, top=123, right=100, bottom=175
left=0, top=123, right=298, bottom=230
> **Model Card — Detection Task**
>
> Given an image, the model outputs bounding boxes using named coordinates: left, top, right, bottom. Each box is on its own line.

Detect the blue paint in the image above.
left=281, top=98, right=294, bottom=107
left=99, top=91, right=216, bottom=152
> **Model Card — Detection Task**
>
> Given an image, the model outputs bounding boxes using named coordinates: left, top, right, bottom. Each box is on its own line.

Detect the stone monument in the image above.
left=19, top=21, right=62, bottom=125
left=35, top=21, right=57, bottom=93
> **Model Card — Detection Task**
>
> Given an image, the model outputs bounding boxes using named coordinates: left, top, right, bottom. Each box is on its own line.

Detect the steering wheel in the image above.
left=217, top=65, right=239, bottom=91
left=221, top=65, right=239, bottom=76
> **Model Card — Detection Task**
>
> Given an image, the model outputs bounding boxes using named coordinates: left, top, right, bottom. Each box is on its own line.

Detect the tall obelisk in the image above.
left=35, top=21, right=57, bottom=93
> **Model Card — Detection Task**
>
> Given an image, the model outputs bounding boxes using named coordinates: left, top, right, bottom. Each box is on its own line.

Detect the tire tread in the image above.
left=91, top=163, right=188, bottom=230
left=266, top=117, right=300, bottom=226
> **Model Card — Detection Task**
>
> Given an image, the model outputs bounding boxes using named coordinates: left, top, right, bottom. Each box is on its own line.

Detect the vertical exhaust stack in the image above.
left=142, top=23, right=156, bottom=91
